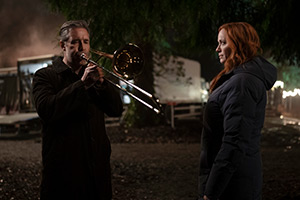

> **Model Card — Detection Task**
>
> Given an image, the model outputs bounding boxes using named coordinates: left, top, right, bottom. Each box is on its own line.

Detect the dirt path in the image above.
left=111, top=143, right=200, bottom=200
left=0, top=116, right=300, bottom=199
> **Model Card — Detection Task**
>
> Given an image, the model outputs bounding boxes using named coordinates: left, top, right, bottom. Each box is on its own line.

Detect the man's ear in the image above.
left=60, top=41, right=66, bottom=51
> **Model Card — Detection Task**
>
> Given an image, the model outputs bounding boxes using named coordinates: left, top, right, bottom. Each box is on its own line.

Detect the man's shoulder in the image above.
left=35, top=57, right=67, bottom=75
left=35, top=64, right=55, bottom=75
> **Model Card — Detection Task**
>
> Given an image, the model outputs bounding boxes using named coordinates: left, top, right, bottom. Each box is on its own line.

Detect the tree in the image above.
left=44, top=0, right=300, bottom=126
left=43, top=0, right=187, bottom=126
left=254, top=0, right=300, bottom=65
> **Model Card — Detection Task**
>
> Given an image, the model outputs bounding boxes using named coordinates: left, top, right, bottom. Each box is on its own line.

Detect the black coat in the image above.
left=32, top=57, right=123, bottom=200
left=198, top=56, right=277, bottom=200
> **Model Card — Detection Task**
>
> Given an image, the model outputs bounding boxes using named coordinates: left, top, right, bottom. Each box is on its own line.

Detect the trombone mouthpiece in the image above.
left=79, top=53, right=87, bottom=60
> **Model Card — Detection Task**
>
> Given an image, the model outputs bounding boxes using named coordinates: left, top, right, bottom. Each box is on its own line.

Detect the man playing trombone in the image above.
left=32, top=20, right=123, bottom=200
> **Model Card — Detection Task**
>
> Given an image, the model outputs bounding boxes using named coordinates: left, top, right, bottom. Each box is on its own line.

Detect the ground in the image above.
left=0, top=116, right=300, bottom=200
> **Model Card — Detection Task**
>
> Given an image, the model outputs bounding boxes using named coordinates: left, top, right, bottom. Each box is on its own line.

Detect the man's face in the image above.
left=61, top=27, right=90, bottom=68
left=216, top=28, right=231, bottom=64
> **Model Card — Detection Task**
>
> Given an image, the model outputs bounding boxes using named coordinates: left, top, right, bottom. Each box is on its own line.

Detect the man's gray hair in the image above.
left=59, top=20, right=90, bottom=42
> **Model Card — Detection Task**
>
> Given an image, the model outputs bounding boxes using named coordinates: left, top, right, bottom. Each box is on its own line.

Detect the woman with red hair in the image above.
left=197, top=22, right=277, bottom=200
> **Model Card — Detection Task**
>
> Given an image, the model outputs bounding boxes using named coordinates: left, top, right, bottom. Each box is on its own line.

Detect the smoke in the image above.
left=0, top=0, right=65, bottom=67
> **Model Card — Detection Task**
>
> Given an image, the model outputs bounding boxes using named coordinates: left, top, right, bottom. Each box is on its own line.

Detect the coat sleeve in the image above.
left=32, top=67, right=89, bottom=124
left=91, top=80, right=123, bottom=117
left=204, top=74, right=263, bottom=199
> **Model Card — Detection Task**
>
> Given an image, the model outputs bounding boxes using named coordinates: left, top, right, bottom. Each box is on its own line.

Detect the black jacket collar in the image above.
left=52, top=57, right=72, bottom=74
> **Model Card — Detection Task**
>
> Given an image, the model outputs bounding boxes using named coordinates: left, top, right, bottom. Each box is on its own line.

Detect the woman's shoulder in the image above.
left=229, top=69, right=265, bottom=88
left=219, top=72, right=265, bottom=102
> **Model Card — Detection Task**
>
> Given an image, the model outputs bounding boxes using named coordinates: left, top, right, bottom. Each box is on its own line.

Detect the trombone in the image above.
left=80, top=43, right=163, bottom=115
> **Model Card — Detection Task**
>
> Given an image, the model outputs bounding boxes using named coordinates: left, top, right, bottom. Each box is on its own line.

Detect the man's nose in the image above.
left=78, top=41, right=83, bottom=51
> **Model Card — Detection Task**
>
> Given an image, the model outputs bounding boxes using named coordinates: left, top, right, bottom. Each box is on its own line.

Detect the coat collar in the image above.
left=52, top=57, right=72, bottom=74
left=213, top=70, right=234, bottom=91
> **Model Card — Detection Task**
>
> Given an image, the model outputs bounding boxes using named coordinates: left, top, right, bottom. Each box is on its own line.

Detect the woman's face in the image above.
left=216, top=28, right=231, bottom=64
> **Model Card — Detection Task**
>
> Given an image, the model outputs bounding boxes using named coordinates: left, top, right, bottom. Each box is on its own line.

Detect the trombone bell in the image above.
left=113, top=43, right=144, bottom=80
left=83, top=44, right=163, bottom=115
left=91, top=43, right=144, bottom=80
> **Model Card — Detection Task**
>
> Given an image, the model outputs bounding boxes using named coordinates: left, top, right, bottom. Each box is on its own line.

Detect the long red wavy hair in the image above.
left=209, top=22, right=262, bottom=92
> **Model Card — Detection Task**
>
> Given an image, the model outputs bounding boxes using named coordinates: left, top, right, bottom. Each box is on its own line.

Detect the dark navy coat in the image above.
left=33, top=57, right=123, bottom=200
left=198, top=56, right=277, bottom=200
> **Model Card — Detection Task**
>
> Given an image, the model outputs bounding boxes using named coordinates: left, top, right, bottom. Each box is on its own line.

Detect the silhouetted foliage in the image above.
left=44, top=0, right=300, bottom=125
